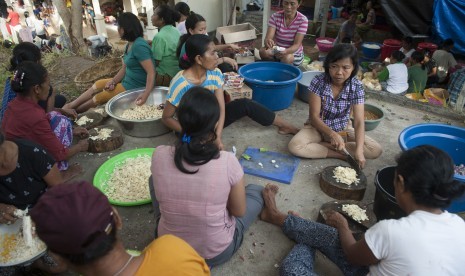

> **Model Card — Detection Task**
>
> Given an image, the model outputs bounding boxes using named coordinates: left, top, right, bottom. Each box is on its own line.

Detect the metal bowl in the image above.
left=105, top=87, right=171, bottom=137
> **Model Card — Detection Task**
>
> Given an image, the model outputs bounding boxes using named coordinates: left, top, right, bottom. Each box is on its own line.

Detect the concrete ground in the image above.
left=71, top=92, right=464, bottom=275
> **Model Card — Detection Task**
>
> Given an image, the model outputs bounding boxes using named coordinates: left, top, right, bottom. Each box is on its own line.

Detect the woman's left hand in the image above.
left=326, top=211, right=349, bottom=230
left=227, top=43, right=240, bottom=51
left=73, top=126, right=89, bottom=138
left=354, top=150, right=366, bottom=169
left=215, top=137, right=224, bottom=151
left=135, top=93, right=149, bottom=106
left=222, top=57, right=238, bottom=71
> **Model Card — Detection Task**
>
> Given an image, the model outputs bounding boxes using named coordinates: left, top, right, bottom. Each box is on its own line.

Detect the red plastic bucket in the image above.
left=380, top=39, right=402, bottom=61
left=416, top=42, right=438, bottom=56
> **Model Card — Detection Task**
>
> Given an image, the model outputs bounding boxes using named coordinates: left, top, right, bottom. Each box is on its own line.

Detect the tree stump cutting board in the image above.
left=320, top=166, right=367, bottom=200
left=317, top=200, right=376, bottom=240
left=75, top=112, right=104, bottom=130
left=88, top=125, right=124, bottom=153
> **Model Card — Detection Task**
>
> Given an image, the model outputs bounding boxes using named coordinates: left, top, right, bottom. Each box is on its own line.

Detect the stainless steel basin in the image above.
left=105, top=87, right=171, bottom=137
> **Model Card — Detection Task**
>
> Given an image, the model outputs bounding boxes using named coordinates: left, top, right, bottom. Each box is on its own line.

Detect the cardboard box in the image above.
left=216, top=23, right=257, bottom=45
left=224, top=83, right=253, bottom=103
left=236, top=55, right=255, bottom=64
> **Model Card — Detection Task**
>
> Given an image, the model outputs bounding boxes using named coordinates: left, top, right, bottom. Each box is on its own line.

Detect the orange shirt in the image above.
left=135, top=235, right=210, bottom=276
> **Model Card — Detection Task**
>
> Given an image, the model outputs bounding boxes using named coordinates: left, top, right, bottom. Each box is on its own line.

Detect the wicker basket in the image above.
left=74, top=58, right=122, bottom=91
left=303, top=45, right=319, bottom=62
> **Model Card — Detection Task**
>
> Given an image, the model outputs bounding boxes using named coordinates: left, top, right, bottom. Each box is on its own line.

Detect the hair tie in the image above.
left=182, top=133, right=191, bottom=144
left=433, top=193, right=449, bottom=201
left=182, top=53, right=189, bottom=61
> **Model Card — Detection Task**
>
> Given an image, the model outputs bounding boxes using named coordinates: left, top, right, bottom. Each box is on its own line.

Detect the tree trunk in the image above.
left=52, top=0, right=83, bottom=53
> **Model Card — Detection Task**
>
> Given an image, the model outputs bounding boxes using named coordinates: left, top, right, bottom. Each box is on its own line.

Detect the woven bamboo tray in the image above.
left=74, top=58, right=122, bottom=91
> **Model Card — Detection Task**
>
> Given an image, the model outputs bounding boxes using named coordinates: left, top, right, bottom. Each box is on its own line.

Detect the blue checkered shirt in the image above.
left=449, top=68, right=465, bottom=104
left=309, top=74, right=365, bottom=132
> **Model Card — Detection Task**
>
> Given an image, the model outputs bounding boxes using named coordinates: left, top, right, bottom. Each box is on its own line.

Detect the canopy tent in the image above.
left=432, top=0, right=465, bottom=54
left=379, top=0, right=434, bottom=36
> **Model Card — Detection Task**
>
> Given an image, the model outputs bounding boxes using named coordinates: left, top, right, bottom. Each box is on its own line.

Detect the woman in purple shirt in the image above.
left=288, top=44, right=382, bottom=168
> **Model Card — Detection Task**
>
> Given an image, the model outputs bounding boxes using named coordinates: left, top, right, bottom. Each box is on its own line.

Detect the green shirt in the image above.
left=122, top=37, right=155, bottom=90
left=152, top=25, right=181, bottom=77
left=407, top=64, right=427, bottom=93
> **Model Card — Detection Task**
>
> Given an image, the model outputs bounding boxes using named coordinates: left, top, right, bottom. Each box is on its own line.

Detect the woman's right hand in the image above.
left=104, top=80, right=116, bottom=91
left=0, top=203, right=18, bottom=224
left=265, top=38, right=275, bottom=49
left=329, top=131, right=345, bottom=151
left=78, top=139, right=89, bottom=152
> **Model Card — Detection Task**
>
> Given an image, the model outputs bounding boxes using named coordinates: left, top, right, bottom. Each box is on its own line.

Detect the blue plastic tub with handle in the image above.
left=238, top=62, right=302, bottom=111
left=398, top=123, right=465, bottom=213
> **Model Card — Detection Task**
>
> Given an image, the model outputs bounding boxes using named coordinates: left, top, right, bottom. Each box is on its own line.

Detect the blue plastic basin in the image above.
left=238, top=62, right=302, bottom=111
left=362, top=43, right=382, bottom=60
left=398, top=123, right=465, bottom=212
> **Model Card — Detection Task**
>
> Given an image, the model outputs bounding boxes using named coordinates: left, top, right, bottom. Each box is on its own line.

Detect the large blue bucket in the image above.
left=238, top=62, right=302, bottom=111
left=398, top=123, right=465, bottom=213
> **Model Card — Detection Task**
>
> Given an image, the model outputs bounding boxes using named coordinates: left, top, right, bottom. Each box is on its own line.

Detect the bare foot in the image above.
left=278, top=126, right=300, bottom=135
left=288, top=210, right=303, bottom=218
left=60, top=163, right=83, bottom=182
left=260, top=184, right=287, bottom=226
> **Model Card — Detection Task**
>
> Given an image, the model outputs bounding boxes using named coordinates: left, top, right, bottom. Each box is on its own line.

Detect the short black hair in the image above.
left=443, top=38, right=454, bottom=48
left=174, top=1, right=190, bottom=17
left=154, top=4, right=181, bottom=27
left=324, top=43, right=359, bottom=80
left=391, top=50, right=405, bottom=62
left=10, top=42, right=42, bottom=71
left=396, top=145, right=465, bottom=209
left=117, top=12, right=143, bottom=42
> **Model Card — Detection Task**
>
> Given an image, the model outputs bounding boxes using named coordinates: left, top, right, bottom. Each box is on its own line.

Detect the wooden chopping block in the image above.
left=317, top=200, right=376, bottom=240
left=75, top=112, right=104, bottom=130
left=319, top=165, right=367, bottom=200
left=88, top=125, right=124, bottom=153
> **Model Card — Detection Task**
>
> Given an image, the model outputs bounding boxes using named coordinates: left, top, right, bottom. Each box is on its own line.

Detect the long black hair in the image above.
left=179, top=34, right=212, bottom=70
left=10, top=42, right=41, bottom=71
left=176, top=12, right=205, bottom=57
left=154, top=4, right=180, bottom=27
left=10, top=61, right=48, bottom=95
left=174, top=86, right=220, bottom=174
left=396, top=145, right=465, bottom=209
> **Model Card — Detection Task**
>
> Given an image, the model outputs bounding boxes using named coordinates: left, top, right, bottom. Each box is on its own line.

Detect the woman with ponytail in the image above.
left=407, top=50, right=428, bottom=94
left=151, top=87, right=264, bottom=267
left=1, top=42, right=72, bottom=121
left=1, top=61, right=88, bottom=179
left=260, top=145, right=465, bottom=275
left=164, top=34, right=298, bottom=150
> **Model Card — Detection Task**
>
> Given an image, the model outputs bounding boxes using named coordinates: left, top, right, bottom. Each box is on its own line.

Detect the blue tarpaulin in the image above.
left=433, top=0, right=465, bottom=54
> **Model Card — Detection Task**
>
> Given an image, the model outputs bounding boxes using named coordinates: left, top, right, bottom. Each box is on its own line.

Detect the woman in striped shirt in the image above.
left=259, top=0, right=308, bottom=66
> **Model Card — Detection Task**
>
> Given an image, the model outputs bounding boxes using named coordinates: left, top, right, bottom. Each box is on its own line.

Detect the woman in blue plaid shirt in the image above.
left=288, top=44, right=382, bottom=168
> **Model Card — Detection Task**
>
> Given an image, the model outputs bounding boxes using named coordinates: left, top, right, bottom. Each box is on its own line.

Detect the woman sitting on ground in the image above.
left=288, top=43, right=382, bottom=168
left=163, top=34, right=299, bottom=150
left=64, top=12, right=155, bottom=112
left=177, top=12, right=239, bottom=72
left=259, top=0, right=308, bottom=66
left=151, top=87, right=264, bottom=267
left=372, top=50, right=408, bottom=94
left=1, top=42, right=70, bottom=121
left=151, top=4, right=181, bottom=86
left=407, top=51, right=427, bottom=94
left=261, top=145, right=465, bottom=275
left=2, top=61, right=88, bottom=176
